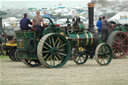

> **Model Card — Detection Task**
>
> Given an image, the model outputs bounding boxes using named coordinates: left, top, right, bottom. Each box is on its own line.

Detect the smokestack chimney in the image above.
left=88, top=3, right=94, bottom=32
left=0, top=18, right=2, bottom=34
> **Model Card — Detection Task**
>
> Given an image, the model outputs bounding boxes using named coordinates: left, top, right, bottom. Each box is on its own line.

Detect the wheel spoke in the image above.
left=55, top=55, right=60, bottom=63
left=98, top=54, right=103, bottom=57
left=59, top=52, right=66, bottom=56
left=118, top=34, right=122, bottom=41
left=54, top=37, right=59, bottom=46
left=53, top=55, right=55, bottom=66
left=112, top=40, right=119, bottom=45
left=43, top=46, right=49, bottom=50
left=104, top=46, right=108, bottom=53
left=46, top=55, right=52, bottom=61
left=112, top=45, right=119, bottom=48
left=119, top=49, right=122, bottom=56
left=52, top=37, right=55, bottom=47
left=100, top=59, right=103, bottom=64
left=122, top=45, right=128, bottom=47
left=106, top=51, right=110, bottom=55
left=58, top=44, right=66, bottom=48
left=79, top=57, right=82, bottom=63
left=115, top=35, right=120, bottom=41
left=104, top=47, right=107, bottom=52
left=49, top=37, right=52, bottom=46
left=43, top=53, right=49, bottom=59
left=120, top=48, right=125, bottom=54
left=44, top=42, right=52, bottom=48
left=102, top=46, right=105, bottom=53
left=117, top=49, right=120, bottom=56
left=102, top=58, right=106, bottom=64
left=59, top=49, right=65, bottom=52
left=122, top=47, right=127, bottom=52
left=102, top=59, right=105, bottom=64
left=106, top=55, right=110, bottom=61
left=56, top=40, right=61, bottom=48
left=57, top=54, right=63, bottom=60
left=101, top=46, right=104, bottom=53
left=50, top=55, right=53, bottom=66
left=42, top=51, right=49, bottom=53
left=76, top=56, right=80, bottom=62
left=82, top=55, right=86, bottom=58
left=113, top=48, right=118, bottom=53
left=121, top=37, right=127, bottom=42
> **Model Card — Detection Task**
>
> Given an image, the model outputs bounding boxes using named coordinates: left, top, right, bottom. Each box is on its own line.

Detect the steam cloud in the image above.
left=91, top=0, right=120, bottom=7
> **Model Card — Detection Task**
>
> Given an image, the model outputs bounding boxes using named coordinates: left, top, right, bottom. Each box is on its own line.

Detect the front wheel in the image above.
left=95, top=43, right=112, bottom=66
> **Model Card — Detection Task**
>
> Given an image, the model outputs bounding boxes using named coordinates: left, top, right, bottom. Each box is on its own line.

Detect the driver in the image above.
left=32, top=11, right=46, bottom=34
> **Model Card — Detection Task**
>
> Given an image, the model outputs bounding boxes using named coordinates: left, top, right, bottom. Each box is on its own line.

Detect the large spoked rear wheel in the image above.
left=21, top=59, right=41, bottom=67
left=95, top=43, right=112, bottom=66
left=37, top=33, right=70, bottom=68
left=107, top=31, right=128, bottom=58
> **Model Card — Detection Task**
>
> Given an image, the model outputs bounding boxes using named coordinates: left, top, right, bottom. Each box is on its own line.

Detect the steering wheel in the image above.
left=109, top=21, right=116, bottom=25
left=43, top=17, right=54, bottom=26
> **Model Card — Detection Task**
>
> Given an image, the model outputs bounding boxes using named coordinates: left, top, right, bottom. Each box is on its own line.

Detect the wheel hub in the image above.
left=49, top=48, right=59, bottom=55
left=103, top=53, right=108, bottom=58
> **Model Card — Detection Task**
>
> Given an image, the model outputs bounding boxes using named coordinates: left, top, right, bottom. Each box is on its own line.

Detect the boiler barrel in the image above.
left=68, top=32, right=98, bottom=47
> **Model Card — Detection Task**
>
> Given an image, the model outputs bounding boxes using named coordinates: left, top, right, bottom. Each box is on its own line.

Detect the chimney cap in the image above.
left=88, top=3, right=94, bottom=7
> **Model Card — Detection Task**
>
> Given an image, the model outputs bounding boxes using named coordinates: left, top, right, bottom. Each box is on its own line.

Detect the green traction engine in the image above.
left=107, top=21, right=128, bottom=59
left=15, top=3, right=113, bottom=68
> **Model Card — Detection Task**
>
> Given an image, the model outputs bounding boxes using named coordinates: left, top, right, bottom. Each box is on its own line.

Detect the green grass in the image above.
left=0, top=55, right=8, bottom=59
left=0, top=51, right=8, bottom=59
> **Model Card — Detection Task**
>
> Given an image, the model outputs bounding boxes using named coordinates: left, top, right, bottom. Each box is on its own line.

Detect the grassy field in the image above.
left=0, top=55, right=8, bottom=58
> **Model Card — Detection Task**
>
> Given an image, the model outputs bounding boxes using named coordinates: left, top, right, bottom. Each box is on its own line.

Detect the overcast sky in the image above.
left=0, top=0, right=125, bottom=9
left=0, top=0, right=92, bottom=8
left=0, top=0, right=124, bottom=1
left=1, top=0, right=91, bottom=1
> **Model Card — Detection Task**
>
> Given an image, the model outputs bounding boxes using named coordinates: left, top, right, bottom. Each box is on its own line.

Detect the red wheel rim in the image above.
left=112, top=32, right=128, bottom=58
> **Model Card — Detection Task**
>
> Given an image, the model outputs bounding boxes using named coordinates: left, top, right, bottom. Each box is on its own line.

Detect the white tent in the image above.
left=7, top=17, right=18, bottom=22
left=109, top=11, right=128, bottom=24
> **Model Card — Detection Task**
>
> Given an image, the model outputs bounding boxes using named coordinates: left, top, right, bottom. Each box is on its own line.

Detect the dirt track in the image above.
left=0, top=57, right=128, bottom=85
